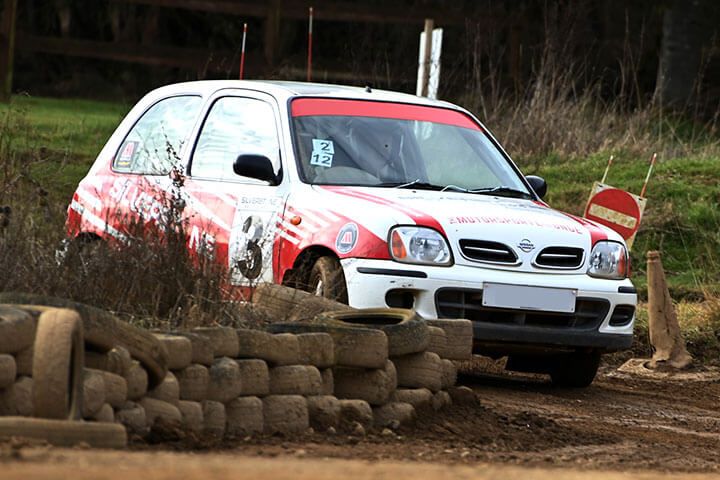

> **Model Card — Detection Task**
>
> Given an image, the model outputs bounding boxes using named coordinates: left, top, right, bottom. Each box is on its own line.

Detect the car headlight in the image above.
left=587, top=241, right=628, bottom=279
left=389, top=226, right=452, bottom=266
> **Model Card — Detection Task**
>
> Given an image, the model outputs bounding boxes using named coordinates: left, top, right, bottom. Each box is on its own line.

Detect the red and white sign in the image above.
left=584, top=182, right=646, bottom=249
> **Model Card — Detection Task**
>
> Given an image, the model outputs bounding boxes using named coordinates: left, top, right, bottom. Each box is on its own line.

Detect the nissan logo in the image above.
left=518, top=239, right=535, bottom=253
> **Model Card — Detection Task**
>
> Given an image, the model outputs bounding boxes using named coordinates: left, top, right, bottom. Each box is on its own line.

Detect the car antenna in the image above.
left=365, top=84, right=372, bottom=93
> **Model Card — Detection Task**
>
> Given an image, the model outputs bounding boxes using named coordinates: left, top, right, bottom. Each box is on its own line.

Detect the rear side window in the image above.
left=113, top=95, right=202, bottom=175
left=191, top=96, right=279, bottom=182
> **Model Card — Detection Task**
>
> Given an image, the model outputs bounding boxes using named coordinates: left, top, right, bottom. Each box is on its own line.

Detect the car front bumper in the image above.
left=341, top=258, right=636, bottom=354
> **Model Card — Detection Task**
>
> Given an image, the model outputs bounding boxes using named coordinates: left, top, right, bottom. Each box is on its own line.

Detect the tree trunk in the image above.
left=654, top=0, right=712, bottom=109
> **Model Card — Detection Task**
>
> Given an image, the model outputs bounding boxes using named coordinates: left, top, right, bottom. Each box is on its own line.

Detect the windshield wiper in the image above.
left=466, top=186, right=533, bottom=198
left=376, top=179, right=446, bottom=191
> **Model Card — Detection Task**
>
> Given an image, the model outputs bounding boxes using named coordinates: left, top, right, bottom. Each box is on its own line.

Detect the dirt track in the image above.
left=3, top=364, right=720, bottom=478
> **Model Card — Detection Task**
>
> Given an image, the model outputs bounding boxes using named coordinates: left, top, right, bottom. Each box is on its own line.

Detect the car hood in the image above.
left=311, top=185, right=622, bottom=273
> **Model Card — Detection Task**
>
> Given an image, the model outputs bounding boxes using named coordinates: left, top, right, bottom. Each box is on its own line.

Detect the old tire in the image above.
left=92, top=403, right=115, bottom=423
left=263, top=395, right=309, bottom=435
left=0, top=416, right=127, bottom=448
left=176, top=364, right=210, bottom=401
left=269, top=365, right=322, bottom=396
left=176, top=332, right=214, bottom=366
left=267, top=322, right=388, bottom=369
left=82, top=369, right=106, bottom=419
left=139, top=397, right=182, bottom=427
left=296, top=333, right=335, bottom=368
left=178, top=400, right=204, bottom=433
left=208, top=357, right=242, bottom=403
left=236, top=359, right=269, bottom=396
left=14, top=346, right=33, bottom=376
left=306, top=395, right=340, bottom=431
left=115, top=401, right=148, bottom=435
left=147, top=371, right=180, bottom=406
left=338, top=399, right=373, bottom=430
left=0, top=305, right=36, bottom=354
left=549, top=352, right=601, bottom=388
left=32, top=308, right=84, bottom=420
left=440, top=359, right=458, bottom=389
left=0, top=376, right=33, bottom=416
left=226, top=396, right=263, bottom=436
left=390, top=388, right=433, bottom=409
left=426, top=326, right=447, bottom=356
left=0, top=354, right=16, bottom=389
left=0, top=293, right=168, bottom=387
left=373, top=402, right=416, bottom=428
left=333, top=360, right=397, bottom=405
left=96, top=370, right=128, bottom=408
left=201, top=400, right=226, bottom=438
left=192, top=327, right=239, bottom=358
left=126, top=361, right=149, bottom=400
left=252, top=283, right=353, bottom=322
left=85, top=346, right=132, bottom=377
left=317, top=308, right=429, bottom=357
left=153, top=334, right=193, bottom=370
left=393, top=352, right=443, bottom=392
left=426, top=319, right=473, bottom=360
left=236, top=329, right=300, bottom=366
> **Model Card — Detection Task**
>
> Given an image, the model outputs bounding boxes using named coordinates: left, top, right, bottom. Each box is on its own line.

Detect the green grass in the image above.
left=0, top=95, right=128, bottom=202
left=2, top=94, right=718, bottom=299
left=520, top=151, right=720, bottom=299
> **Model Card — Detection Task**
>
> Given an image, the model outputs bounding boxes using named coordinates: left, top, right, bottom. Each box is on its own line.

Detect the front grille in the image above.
left=534, top=246, right=584, bottom=269
left=459, top=239, right=518, bottom=264
left=435, top=288, right=609, bottom=329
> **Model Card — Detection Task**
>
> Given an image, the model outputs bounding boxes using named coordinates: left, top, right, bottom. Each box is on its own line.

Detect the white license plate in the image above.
left=482, top=283, right=577, bottom=313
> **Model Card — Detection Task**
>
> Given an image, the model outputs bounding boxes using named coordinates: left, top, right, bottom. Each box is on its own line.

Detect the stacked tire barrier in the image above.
left=0, top=289, right=475, bottom=448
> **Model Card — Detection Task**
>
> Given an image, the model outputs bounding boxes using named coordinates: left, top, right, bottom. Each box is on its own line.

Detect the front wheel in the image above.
left=307, top=256, right=348, bottom=304
left=549, top=351, right=601, bottom=388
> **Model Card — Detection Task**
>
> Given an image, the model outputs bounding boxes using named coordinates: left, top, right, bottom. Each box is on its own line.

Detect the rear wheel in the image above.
left=549, top=351, right=601, bottom=388
left=307, top=256, right=348, bottom=304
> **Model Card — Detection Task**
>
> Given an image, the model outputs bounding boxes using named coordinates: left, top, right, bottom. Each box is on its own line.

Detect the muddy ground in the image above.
left=3, top=361, right=720, bottom=478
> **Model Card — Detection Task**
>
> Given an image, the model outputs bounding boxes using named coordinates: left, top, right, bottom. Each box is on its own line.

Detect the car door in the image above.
left=104, top=94, right=203, bottom=238
left=183, top=90, right=288, bottom=287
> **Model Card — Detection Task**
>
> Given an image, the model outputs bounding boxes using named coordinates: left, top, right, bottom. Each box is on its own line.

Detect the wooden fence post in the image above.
left=0, top=0, right=17, bottom=102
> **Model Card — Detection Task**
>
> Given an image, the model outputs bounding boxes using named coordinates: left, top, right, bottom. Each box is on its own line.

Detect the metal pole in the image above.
left=307, top=7, right=313, bottom=82
left=600, top=155, right=613, bottom=184
left=239, top=22, right=247, bottom=80
left=420, top=18, right=434, bottom=97
left=640, top=152, right=657, bottom=198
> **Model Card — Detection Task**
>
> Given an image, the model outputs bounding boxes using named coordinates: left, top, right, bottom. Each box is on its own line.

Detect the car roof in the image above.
left=149, top=80, right=460, bottom=110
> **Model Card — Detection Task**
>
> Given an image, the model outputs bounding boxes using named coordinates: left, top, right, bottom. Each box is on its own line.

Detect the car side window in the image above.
left=113, top=95, right=202, bottom=175
left=191, top=97, right=280, bottom=182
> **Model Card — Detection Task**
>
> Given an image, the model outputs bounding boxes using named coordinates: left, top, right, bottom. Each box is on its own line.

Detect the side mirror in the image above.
left=525, top=175, right=547, bottom=199
left=233, top=154, right=278, bottom=185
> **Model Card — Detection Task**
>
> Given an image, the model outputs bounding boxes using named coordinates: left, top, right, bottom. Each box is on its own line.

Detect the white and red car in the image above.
left=67, top=81, right=636, bottom=386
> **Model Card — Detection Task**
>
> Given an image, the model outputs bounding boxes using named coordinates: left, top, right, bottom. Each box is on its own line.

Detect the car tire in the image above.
left=0, top=293, right=168, bottom=388
left=0, top=305, right=36, bottom=355
left=0, top=416, right=127, bottom=448
left=549, top=352, right=601, bottom=388
left=317, top=308, right=429, bottom=357
left=267, top=322, right=388, bottom=369
left=32, top=308, right=85, bottom=420
left=308, top=256, right=348, bottom=304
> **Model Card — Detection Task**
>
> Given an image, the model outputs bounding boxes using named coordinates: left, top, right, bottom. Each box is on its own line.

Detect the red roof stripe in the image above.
left=291, top=98, right=481, bottom=130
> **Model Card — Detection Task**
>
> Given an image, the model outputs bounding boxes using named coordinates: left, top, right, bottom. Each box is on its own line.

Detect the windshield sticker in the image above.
left=310, top=139, right=335, bottom=167
left=116, top=141, right=138, bottom=168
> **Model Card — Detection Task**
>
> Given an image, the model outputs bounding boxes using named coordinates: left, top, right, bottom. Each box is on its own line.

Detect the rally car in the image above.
left=66, top=80, right=636, bottom=387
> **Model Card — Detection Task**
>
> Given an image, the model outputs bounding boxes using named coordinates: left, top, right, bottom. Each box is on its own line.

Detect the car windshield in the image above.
left=290, top=98, right=531, bottom=197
